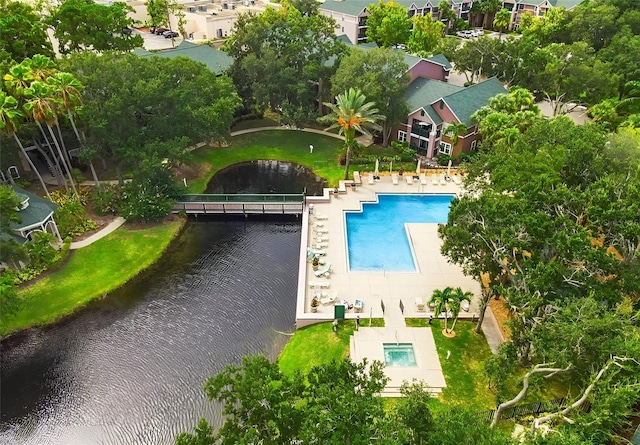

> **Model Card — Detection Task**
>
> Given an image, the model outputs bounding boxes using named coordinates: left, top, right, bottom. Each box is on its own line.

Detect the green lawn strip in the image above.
left=278, top=318, right=385, bottom=376
left=405, top=318, right=496, bottom=410
left=1, top=222, right=182, bottom=336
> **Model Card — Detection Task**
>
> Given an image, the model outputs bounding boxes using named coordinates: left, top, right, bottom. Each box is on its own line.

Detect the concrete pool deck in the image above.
left=296, top=171, right=481, bottom=327
left=295, top=171, right=502, bottom=395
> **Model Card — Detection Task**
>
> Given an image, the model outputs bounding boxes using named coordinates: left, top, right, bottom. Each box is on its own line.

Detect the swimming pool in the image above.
left=345, top=194, right=454, bottom=272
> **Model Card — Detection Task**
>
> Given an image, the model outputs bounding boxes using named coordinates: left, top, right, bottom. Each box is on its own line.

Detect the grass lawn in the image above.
left=278, top=318, right=385, bottom=376
left=188, top=130, right=417, bottom=192
left=1, top=222, right=182, bottom=336
left=405, top=319, right=496, bottom=410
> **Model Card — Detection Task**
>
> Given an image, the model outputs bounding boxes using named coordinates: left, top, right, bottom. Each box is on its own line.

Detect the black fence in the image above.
left=479, top=398, right=591, bottom=422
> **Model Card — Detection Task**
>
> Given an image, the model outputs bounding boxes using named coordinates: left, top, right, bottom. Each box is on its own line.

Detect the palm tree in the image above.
left=0, top=90, right=52, bottom=200
left=493, top=8, right=511, bottom=38
left=321, top=88, right=384, bottom=180
left=24, top=81, right=79, bottom=198
left=443, top=121, right=467, bottom=148
left=5, top=60, right=66, bottom=187
left=429, top=287, right=454, bottom=333
left=448, top=287, right=473, bottom=333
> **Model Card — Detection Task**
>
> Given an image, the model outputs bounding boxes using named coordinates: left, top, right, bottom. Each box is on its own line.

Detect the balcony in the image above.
left=410, top=122, right=432, bottom=138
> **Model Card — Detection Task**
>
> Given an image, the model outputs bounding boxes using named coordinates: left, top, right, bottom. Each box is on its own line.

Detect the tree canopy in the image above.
left=366, top=0, right=412, bottom=48
left=331, top=47, right=408, bottom=147
left=222, top=2, right=345, bottom=125
left=47, top=0, right=143, bottom=54
left=0, top=0, right=54, bottom=64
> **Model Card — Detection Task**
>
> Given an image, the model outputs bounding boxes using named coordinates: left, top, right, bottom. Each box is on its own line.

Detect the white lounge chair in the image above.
left=392, top=174, right=399, bottom=185
left=315, top=242, right=328, bottom=249
left=405, top=175, right=413, bottom=185
left=420, top=174, right=428, bottom=186
left=368, top=174, right=374, bottom=185
left=309, top=281, right=330, bottom=288
left=461, top=300, right=470, bottom=312
left=314, top=262, right=332, bottom=277
left=320, top=293, right=338, bottom=305
left=439, top=174, right=447, bottom=185
left=316, top=236, right=329, bottom=242
left=431, top=174, right=439, bottom=185
left=354, top=299, right=363, bottom=312
left=312, top=222, right=324, bottom=228
left=314, top=228, right=329, bottom=234
left=307, top=247, right=326, bottom=257
left=315, top=214, right=328, bottom=220
left=415, top=297, right=426, bottom=312
left=452, top=175, right=462, bottom=185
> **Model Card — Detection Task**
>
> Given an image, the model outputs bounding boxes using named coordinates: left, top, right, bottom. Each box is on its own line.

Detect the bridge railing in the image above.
left=173, top=193, right=305, bottom=203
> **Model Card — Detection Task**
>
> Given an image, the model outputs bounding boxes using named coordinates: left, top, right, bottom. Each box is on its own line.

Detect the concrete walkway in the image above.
left=480, top=306, right=505, bottom=354
left=69, top=217, right=126, bottom=250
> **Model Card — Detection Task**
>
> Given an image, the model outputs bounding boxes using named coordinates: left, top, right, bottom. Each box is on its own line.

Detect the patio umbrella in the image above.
left=390, top=161, right=393, bottom=173
left=374, top=158, right=379, bottom=177
left=447, top=159, right=452, bottom=178
left=416, top=158, right=421, bottom=175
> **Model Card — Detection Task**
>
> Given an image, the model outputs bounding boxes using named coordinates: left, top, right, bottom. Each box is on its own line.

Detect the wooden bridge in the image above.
left=172, top=193, right=305, bottom=215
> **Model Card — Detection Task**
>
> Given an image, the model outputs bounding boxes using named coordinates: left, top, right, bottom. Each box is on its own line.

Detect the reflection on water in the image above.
left=0, top=161, right=316, bottom=445
left=205, top=160, right=327, bottom=195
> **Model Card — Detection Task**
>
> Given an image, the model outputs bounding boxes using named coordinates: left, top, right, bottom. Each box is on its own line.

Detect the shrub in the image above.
left=55, top=200, right=98, bottom=238
left=26, top=232, right=57, bottom=269
left=119, top=162, right=178, bottom=222
left=93, top=184, right=125, bottom=216
left=391, top=141, right=417, bottom=158
left=437, top=154, right=454, bottom=166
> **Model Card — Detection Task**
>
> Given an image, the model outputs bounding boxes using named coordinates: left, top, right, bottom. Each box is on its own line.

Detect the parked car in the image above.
left=456, top=30, right=472, bottom=38
left=154, top=27, right=169, bottom=35
left=475, top=29, right=485, bottom=36
left=164, top=31, right=180, bottom=38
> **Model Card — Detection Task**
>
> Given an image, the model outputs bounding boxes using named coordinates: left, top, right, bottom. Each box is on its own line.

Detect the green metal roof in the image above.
left=426, top=53, right=452, bottom=71
left=8, top=186, right=58, bottom=232
left=549, top=0, right=582, bottom=9
left=405, top=77, right=463, bottom=124
left=441, top=77, right=506, bottom=126
left=135, top=41, right=233, bottom=75
left=318, top=0, right=370, bottom=16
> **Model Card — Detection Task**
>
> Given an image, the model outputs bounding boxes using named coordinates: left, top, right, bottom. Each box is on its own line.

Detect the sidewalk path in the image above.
left=480, top=306, right=505, bottom=354
left=70, top=217, right=126, bottom=250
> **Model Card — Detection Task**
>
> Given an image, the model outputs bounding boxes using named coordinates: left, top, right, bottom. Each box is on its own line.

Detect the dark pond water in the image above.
left=0, top=161, right=324, bottom=445
left=205, top=160, right=327, bottom=195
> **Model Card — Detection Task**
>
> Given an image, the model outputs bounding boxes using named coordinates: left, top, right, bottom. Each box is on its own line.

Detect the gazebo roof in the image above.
left=8, top=186, right=58, bottom=232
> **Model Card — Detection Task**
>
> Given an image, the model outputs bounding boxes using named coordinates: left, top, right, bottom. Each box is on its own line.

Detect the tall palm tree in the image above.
left=0, top=90, right=52, bottom=200
left=430, top=287, right=454, bottom=333
left=48, top=72, right=99, bottom=185
left=493, top=8, right=511, bottom=38
left=5, top=60, right=65, bottom=187
left=321, top=88, right=384, bottom=180
left=443, top=121, right=467, bottom=148
left=448, top=287, right=474, bottom=333
left=24, top=81, right=79, bottom=198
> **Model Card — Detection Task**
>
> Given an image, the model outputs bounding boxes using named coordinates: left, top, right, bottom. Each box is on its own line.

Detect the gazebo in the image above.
left=8, top=186, right=61, bottom=244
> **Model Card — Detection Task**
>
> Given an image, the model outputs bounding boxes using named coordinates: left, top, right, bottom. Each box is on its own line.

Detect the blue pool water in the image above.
left=345, top=194, right=454, bottom=272
left=383, top=343, right=417, bottom=367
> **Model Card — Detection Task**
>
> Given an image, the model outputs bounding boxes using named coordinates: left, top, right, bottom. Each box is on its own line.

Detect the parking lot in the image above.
left=135, top=28, right=183, bottom=50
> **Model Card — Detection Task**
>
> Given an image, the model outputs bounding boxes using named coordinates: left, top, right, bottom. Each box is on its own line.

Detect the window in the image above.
left=470, top=139, right=477, bottom=151
left=398, top=130, right=407, bottom=142
left=419, top=139, right=427, bottom=149
left=439, top=141, right=452, bottom=155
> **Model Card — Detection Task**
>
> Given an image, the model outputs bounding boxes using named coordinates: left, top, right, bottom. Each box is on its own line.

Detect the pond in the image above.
left=0, top=161, right=324, bottom=445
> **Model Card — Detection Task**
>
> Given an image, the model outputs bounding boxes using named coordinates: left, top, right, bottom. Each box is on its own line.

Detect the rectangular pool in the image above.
left=345, top=194, right=454, bottom=272
left=383, top=343, right=417, bottom=367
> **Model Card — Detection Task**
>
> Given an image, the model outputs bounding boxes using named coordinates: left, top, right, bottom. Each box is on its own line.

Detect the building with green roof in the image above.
left=398, top=77, right=505, bottom=159
left=3, top=186, right=61, bottom=245
left=134, top=41, right=233, bottom=75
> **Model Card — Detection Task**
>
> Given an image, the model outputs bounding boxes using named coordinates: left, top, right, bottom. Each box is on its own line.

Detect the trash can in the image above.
left=334, top=304, right=345, bottom=320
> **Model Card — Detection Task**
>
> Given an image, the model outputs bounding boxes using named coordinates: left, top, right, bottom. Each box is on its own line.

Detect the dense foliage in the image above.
left=222, top=2, right=345, bottom=125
